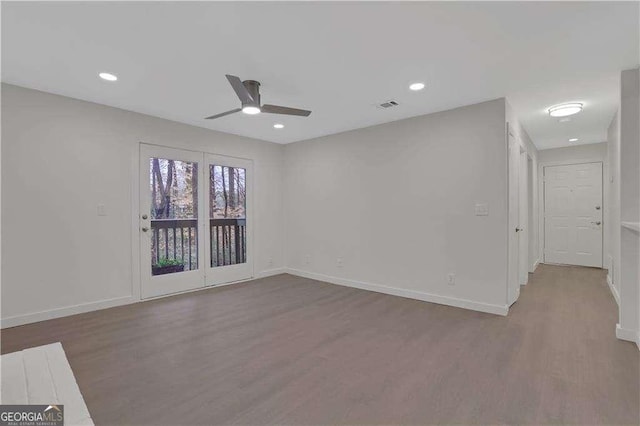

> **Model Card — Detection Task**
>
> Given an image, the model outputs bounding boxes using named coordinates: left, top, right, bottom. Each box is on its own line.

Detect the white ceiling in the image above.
left=2, top=2, right=638, bottom=148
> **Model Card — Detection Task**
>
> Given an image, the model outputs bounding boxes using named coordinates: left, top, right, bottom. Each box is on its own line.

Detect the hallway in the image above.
left=505, top=264, right=638, bottom=424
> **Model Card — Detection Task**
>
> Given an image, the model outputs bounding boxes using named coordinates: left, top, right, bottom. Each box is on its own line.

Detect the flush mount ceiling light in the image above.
left=548, top=103, right=583, bottom=117
left=409, top=82, right=425, bottom=91
left=569, top=138, right=579, bottom=142
left=273, top=123, right=284, bottom=129
left=242, top=106, right=261, bottom=115
left=98, top=72, right=118, bottom=81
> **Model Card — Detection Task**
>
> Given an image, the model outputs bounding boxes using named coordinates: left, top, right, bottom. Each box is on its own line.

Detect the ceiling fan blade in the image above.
left=226, top=74, right=254, bottom=104
left=261, top=104, right=312, bottom=117
left=205, top=108, right=241, bottom=120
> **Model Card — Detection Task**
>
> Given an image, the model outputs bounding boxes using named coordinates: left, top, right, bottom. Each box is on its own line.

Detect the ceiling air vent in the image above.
left=378, top=100, right=399, bottom=109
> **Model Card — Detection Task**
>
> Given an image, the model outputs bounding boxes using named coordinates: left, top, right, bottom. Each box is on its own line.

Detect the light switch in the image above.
left=474, top=203, right=489, bottom=216
left=97, top=204, right=107, bottom=216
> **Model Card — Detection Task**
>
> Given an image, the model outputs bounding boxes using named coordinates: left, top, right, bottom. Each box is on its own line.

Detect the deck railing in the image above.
left=210, top=218, right=246, bottom=267
left=150, top=218, right=246, bottom=270
left=151, top=219, right=198, bottom=271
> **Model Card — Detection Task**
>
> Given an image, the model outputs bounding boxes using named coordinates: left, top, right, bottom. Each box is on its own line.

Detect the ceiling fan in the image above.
left=205, top=75, right=312, bottom=120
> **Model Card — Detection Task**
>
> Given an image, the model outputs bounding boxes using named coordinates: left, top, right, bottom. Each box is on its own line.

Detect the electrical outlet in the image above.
left=447, top=273, right=456, bottom=285
left=336, top=258, right=344, bottom=268
left=304, top=255, right=311, bottom=265
left=97, top=204, right=107, bottom=216
left=267, top=257, right=274, bottom=267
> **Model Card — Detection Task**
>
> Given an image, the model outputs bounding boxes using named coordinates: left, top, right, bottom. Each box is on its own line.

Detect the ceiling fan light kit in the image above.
left=206, top=75, right=312, bottom=120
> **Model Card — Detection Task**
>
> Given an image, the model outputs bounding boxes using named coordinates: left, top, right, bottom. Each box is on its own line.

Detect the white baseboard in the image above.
left=606, top=273, right=620, bottom=305
left=1, top=267, right=287, bottom=329
left=255, top=268, right=286, bottom=278
left=1, top=295, right=137, bottom=329
left=285, top=268, right=508, bottom=316
left=531, top=258, right=540, bottom=272
left=616, top=324, right=640, bottom=350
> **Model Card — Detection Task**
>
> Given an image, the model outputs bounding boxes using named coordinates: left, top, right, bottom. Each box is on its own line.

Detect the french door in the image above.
left=139, top=144, right=252, bottom=299
left=205, top=154, right=253, bottom=286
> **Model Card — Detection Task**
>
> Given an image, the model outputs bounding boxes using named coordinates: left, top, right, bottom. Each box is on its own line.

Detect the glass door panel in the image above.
left=210, top=165, right=247, bottom=267
left=150, top=157, right=199, bottom=274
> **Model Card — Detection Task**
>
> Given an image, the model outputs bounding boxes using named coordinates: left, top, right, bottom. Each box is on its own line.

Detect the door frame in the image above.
left=132, top=142, right=255, bottom=301
left=507, top=125, right=521, bottom=306
left=538, top=158, right=606, bottom=267
left=519, top=150, right=530, bottom=286
left=527, top=156, right=536, bottom=274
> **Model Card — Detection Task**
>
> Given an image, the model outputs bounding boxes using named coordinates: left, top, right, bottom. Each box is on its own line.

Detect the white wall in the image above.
left=538, top=142, right=610, bottom=274
left=607, top=118, right=622, bottom=299
left=619, top=69, right=640, bottom=225
left=1, top=84, right=285, bottom=327
left=538, top=142, right=608, bottom=164
left=283, top=99, right=512, bottom=315
left=616, top=68, right=640, bottom=348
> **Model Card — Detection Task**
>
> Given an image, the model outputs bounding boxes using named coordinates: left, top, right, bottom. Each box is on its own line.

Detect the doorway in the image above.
left=519, top=150, right=529, bottom=286
left=527, top=156, right=536, bottom=273
left=543, top=162, right=603, bottom=267
left=139, top=144, right=253, bottom=299
left=508, top=127, right=533, bottom=306
left=507, top=128, right=521, bottom=306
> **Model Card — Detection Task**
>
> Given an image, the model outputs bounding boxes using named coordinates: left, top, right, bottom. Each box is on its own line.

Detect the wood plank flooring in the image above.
left=2, top=264, right=638, bottom=425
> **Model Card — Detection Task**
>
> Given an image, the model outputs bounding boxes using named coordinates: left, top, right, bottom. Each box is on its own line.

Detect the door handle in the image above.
left=141, top=227, right=149, bottom=232
left=592, top=221, right=601, bottom=226
left=516, top=227, right=523, bottom=232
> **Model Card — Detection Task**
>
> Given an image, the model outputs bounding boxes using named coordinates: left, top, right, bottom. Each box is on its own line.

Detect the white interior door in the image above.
left=140, top=144, right=205, bottom=298
left=544, top=162, right=603, bottom=267
left=204, top=154, right=253, bottom=286
left=507, top=129, right=521, bottom=306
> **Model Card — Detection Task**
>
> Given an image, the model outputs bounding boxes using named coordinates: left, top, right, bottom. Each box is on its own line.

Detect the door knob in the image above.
left=141, top=227, right=149, bottom=232
left=592, top=221, right=601, bottom=225
left=142, top=214, right=148, bottom=220
left=595, top=206, right=601, bottom=210
left=516, top=227, right=523, bottom=232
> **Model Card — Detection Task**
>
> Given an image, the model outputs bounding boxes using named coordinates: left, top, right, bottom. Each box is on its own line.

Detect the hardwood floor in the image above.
left=2, top=264, right=638, bottom=425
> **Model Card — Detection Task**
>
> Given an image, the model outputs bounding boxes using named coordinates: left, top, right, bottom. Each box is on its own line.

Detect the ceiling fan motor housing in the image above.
left=242, top=80, right=261, bottom=108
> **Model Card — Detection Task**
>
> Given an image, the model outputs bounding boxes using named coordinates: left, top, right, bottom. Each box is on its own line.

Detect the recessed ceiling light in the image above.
left=98, top=72, right=118, bottom=82
left=273, top=123, right=284, bottom=129
left=548, top=103, right=583, bottom=117
left=409, top=82, right=425, bottom=91
left=569, top=138, right=579, bottom=142
left=242, top=106, right=261, bottom=115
